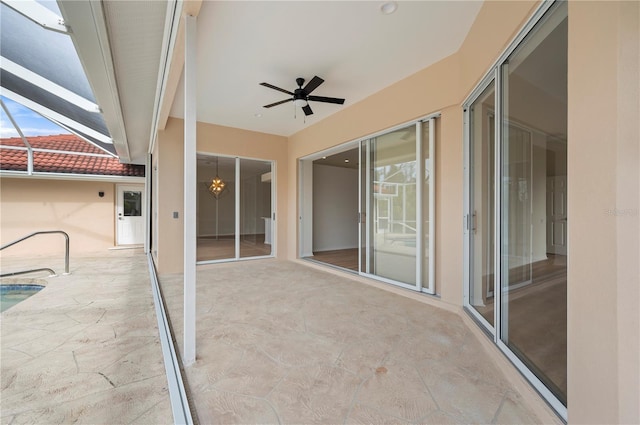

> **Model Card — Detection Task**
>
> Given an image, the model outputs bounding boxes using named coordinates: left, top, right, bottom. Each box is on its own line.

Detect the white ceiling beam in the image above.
left=1, top=88, right=113, bottom=144
left=57, top=0, right=130, bottom=162
left=1, top=0, right=68, bottom=33
left=1, top=57, right=101, bottom=113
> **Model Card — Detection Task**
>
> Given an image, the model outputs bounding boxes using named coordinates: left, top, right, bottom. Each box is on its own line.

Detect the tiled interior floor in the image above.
left=159, top=259, right=544, bottom=424
left=0, top=250, right=172, bottom=424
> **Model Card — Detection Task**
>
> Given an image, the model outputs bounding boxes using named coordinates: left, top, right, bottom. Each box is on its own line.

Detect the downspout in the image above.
left=1, top=99, right=33, bottom=175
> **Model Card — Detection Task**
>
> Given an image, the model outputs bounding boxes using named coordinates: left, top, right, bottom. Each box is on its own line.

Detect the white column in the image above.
left=183, top=14, right=197, bottom=366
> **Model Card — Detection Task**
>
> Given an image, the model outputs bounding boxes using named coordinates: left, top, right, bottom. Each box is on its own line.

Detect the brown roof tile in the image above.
left=0, top=135, right=144, bottom=177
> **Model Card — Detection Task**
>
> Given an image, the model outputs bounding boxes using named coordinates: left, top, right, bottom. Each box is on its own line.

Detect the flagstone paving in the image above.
left=1, top=250, right=172, bottom=424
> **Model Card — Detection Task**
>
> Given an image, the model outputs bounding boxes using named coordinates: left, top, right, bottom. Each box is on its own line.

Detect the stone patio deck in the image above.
left=1, top=250, right=172, bottom=424
left=158, top=259, right=559, bottom=425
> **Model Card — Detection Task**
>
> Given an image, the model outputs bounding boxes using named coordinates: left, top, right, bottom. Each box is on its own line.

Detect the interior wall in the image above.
left=154, top=118, right=288, bottom=273
left=567, top=1, right=639, bottom=423
left=312, top=164, right=358, bottom=252
left=0, top=178, right=117, bottom=258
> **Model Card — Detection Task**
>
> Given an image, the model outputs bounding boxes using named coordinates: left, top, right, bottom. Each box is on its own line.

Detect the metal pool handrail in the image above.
left=0, top=231, right=70, bottom=277
left=1, top=268, right=56, bottom=278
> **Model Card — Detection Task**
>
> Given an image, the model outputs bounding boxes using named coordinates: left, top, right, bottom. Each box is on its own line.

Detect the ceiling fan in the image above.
left=260, top=76, right=345, bottom=116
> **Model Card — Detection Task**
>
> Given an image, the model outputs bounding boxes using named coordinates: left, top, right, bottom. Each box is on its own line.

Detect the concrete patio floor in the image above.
left=0, top=250, right=172, bottom=424
left=1, top=251, right=560, bottom=424
left=159, top=259, right=559, bottom=425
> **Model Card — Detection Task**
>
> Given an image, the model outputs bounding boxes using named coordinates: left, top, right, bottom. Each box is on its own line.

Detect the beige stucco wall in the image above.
left=154, top=118, right=288, bottom=274
left=568, top=1, right=639, bottom=423
left=0, top=178, right=116, bottom=258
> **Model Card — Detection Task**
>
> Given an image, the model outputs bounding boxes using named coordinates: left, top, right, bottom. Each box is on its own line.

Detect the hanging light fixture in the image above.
left=208, top=157, right=226, bottom=199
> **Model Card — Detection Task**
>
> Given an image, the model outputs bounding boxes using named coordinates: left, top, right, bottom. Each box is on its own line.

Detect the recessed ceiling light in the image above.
left=254, top=113, right=263, bottom=118
left=380, top=1, right=397, bottom=15
left=344, top=159, right=350, bottom=163
left=322, top=156, right=327, bottom=159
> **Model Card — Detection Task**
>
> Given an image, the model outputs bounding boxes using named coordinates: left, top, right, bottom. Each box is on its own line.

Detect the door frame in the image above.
left=195, top=153, right=276, bottom=264
left=299, top=112, right=439, bottom=294
left=115, top=183, right=146, bottom=246
left=462, top=0, right=567, bottom=419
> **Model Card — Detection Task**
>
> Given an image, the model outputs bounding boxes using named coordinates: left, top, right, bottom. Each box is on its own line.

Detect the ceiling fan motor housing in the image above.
left=294, top=88, right=306, bottom=101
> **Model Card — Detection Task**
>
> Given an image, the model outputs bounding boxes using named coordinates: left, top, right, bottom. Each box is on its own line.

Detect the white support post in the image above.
left=183, top=14, right=197, bottom=367
left=1, top=98, right=33, bottom=175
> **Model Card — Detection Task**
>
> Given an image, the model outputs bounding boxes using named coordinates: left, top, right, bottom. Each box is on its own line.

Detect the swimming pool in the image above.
left=0, top=285, right=44, bottom=312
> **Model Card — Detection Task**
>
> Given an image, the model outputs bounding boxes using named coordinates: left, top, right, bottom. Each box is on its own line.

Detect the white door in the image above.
left=546, top=176, right=567, bottom=255
left=116, top=184, right=145, bottom=245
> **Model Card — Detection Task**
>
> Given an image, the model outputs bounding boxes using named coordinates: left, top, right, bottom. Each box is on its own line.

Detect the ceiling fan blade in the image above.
left=302, top=76, right=324, bottom=94
left=260, top=82, right=294, bottom=96
left=302, top=105, right=314, bottom=116
left=308, top=95, right=345, bottom=105
left=263, top=98, right=292, bottom=108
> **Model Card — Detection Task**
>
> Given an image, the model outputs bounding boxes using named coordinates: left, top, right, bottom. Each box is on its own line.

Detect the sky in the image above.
left=0, top=96, right=69, bottom=138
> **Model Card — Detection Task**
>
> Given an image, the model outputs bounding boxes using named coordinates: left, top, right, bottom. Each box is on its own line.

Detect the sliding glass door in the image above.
left=464, top=0, right=567, bottom=417
left=197, top=154, right=274, bottom=263
left=240, top=158, right=273, bottom=259
left=303, top=116, right=435, bottom=293
left=366, top=125, right=418, bottom=285
left=359, top=118, right=435, bottom=293
left=467, top=82, right=496, bottom=328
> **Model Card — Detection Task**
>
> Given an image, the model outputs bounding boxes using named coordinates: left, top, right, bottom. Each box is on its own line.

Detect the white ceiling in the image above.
left=169, top=1, right=483, bottom=137
left=101, top=1, right=168, bottom=163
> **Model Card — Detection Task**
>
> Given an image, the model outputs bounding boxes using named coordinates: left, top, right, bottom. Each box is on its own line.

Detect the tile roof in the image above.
left=0, top=134, right=144, bottom=177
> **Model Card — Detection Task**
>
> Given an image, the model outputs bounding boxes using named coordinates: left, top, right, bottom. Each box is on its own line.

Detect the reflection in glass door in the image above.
left=499, top=5, right=568, bottom=405
left=464, top=1, right=567, bottom=417
left=358, top=118, right=435, bottom=293
left=240, top=158, right=273, bottom=258
left=468, top=82, right=496, bottom=327
left=197, top=154, right=273, bottom=263
left=366, top=125, right=418, bottom=286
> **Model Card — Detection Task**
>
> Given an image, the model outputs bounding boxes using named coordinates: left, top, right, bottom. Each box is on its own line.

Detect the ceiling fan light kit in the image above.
left=260, top=76, right=345, bottom=117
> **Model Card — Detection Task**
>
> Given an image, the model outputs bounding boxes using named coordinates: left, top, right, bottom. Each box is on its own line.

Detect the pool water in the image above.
left=0, top=285, right=44, bottom=312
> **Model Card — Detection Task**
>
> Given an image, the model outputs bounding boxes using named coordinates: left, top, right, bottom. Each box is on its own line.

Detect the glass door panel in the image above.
left=468, top=81, right=496, bottom=326
left=240, top=158, right=273, bottom=258
left=197, top=155, right=275, bottom=263
left=367, top=125, right=417, bottom=286
left=197, top=155, right=236, bottom=261
left=421, top=119, right=435, bottom=293
left=499, top=3, right=567, bottom=405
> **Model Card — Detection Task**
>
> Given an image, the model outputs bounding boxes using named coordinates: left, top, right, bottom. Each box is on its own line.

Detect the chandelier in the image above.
left=208, top=157, right=226, bottom=199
